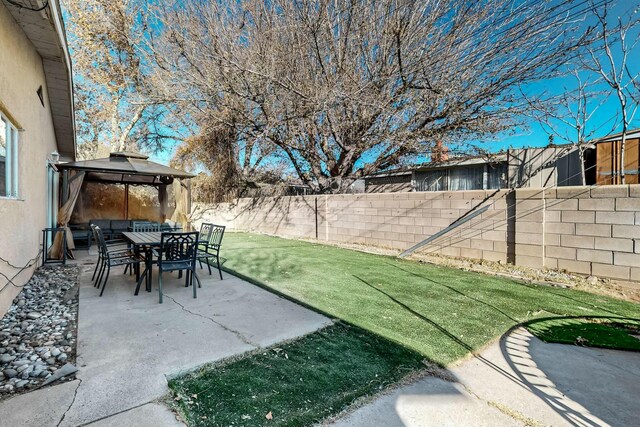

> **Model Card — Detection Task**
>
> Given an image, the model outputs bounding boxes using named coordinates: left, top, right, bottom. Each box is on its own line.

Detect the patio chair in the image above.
left=155, top=231, right=200, bottom=303
left=132, top=221, right=160, bottom=232
left=90, top=219, right=112, bottom=239
left=196, top=224, right=225, bottom=280
left=93, top=226, right=146, bottom=296
left=90, top=224, right=134, bottom=285
left=110, top=220, right=131, bottom=239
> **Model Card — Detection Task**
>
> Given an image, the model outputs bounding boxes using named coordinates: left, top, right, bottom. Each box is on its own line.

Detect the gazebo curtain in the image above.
left=49, top=171, right=85, bottom=259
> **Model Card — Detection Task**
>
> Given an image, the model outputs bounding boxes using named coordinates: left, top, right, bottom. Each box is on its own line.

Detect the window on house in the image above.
left=0, top=113, right=19, bottom=198
left=486, top=163, right=508, bottom=189
left=416, top=169, right=446, bottom=191
left=449, top=166, right=484, bottom=190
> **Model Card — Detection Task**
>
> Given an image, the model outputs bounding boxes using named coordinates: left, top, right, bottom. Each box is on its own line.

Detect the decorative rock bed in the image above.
left=0, top=265, right=79, bottom=397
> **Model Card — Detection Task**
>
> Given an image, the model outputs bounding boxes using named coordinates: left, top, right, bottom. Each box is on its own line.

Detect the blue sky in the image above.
left=474, top=0, right=640, bottom=154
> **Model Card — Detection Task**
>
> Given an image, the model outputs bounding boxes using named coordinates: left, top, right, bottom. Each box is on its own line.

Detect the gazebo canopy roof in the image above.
left=56, top=152, right=194, bottom=186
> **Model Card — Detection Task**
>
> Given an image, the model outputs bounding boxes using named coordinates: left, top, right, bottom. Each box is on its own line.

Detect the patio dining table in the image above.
left=122, top=231, right=163, bottom=294
left=122, top=231, right=203, bottom=296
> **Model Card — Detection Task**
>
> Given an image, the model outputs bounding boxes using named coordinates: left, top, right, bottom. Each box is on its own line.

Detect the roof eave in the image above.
left=6, top=0, right=76, bottom=160
left=48, top=0, right=76, bottom=160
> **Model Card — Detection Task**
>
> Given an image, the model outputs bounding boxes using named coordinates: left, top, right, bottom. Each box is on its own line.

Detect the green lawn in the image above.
left=221, top=232, right=639, bottom=365
left=169, top=323, right=425, bottom=427
left=526, top=317, right=640, bottom=350
left=172, top=232, right=640, bottom=426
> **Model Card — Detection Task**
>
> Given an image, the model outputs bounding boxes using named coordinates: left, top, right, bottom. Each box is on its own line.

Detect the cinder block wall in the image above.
left=197, top=190, right=511, bottom=263
left=196, top=184, right=640, bottom=281
left=543, top=185, right=640, bottom=281
left=317, top=190, right=510, bottom=262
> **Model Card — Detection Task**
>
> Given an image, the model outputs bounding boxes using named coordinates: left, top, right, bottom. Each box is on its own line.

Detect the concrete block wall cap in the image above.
left=591, top=185, right=629, bottom=198
left=514, top=188, right=545, bottom=199
left=630, top=184, right=640, bottom=197
left=443, top=192, right=466, bottom=200
left=555, top=187, right=591, bottom=199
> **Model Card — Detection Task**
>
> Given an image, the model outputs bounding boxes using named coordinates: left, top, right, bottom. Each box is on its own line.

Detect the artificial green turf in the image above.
left=526, top=317, right=640, bottom=351
left=221, top=232, right=640, bottom=365
left=169, top=323, right=425, bottom=427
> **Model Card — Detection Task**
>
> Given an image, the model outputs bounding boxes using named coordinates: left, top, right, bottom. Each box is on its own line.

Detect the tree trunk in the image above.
left=578, top=145, right=586, bottom=186
left=620, top=127, right=627, bottom=185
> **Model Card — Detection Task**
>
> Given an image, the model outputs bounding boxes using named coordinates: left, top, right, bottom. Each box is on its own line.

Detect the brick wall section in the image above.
left=543, top=185, right=640, bottom=281
left=198, top=190, right=510, bottom=262
left=197, top=184, right=640, bottom=282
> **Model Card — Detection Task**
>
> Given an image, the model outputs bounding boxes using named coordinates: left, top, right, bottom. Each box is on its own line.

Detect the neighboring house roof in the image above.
left=365, top=153, right=508, bottom=179
left=56, top=152, right=195, bottom=185
left=5, top=0, right=75, bottom=159
left=591, top=127, right=640, bottom=143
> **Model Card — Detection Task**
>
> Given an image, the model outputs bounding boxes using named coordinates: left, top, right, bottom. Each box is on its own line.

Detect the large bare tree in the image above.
left=64, top=0, right=172, bottom=158
left=149, top=0, right=596, bottom=192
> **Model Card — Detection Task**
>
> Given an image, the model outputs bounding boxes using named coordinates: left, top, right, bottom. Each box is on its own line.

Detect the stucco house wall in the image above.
left=0, top=3, right=63, bottom=316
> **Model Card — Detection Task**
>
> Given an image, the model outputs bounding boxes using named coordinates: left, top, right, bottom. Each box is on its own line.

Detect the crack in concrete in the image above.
left=56, top=378, right=82, bottom=427
left=164, top=295, right=258, bottom=347
left=457, top=381, right=542, bottom=427
left=79, top=401, right=156, bottom=427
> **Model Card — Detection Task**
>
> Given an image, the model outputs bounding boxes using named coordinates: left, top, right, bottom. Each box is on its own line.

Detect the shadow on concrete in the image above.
left=350, top=273, right=640, bottom=426
left=502, top=317, right=640, bottom=427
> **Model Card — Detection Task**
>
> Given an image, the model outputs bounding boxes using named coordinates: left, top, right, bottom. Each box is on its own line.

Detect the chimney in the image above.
left=432, top=140, right=449, bottom=162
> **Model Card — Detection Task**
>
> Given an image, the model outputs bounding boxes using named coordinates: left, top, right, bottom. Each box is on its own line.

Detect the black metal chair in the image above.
left=90, top=219, right=112, bottom=239
left=196, top=224, right=225, bottom=280
left=90, top=224, right=134, bottom=285
left=93, top=226, right=146, bottom=296
left=132, top=221, right=160, bottom=232
left=110, top=220, right=131, bottom=239
left=156, top=231, right=200, bottom=303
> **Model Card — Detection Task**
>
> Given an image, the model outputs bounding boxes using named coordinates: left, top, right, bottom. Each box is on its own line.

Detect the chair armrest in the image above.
left=105, top=238, right=126, bottom=244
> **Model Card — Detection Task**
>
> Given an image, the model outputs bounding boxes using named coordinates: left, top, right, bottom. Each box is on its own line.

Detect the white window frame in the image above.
left=0, top=112, right=19, bottom=199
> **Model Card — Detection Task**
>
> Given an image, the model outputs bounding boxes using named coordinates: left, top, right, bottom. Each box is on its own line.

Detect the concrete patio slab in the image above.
left=0, top=250, right=330, bottom=426
left=86, top=402, right=183, bottom=427
left=457, top=328, right=640, bottom=427
left=0, top=379, right=79, bottom=427
left=330, top=376, right=518, bottom=427
left=330, top=328, right=640, bottom=427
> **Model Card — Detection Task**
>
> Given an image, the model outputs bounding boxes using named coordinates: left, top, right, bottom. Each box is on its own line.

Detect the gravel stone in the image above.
left=3, top=369, right=17, bottom=379
left=0, top=265, right=79, bottom=397
left=0, top=355, right=15, bottom=363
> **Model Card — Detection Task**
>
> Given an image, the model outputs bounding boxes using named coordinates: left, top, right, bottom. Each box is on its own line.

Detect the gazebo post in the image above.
left=124, top=183, right=129, bottom=219
left=159, top=184, right=168, bottom=223
left=61, top=169, right=69, bottom=204
left=186, top=178, right=192, bottom=231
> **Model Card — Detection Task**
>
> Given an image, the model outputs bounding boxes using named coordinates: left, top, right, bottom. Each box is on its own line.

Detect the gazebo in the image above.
left=48, top=152, right=195, bottom=260
left=56, top=151, right=194, bottom=223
